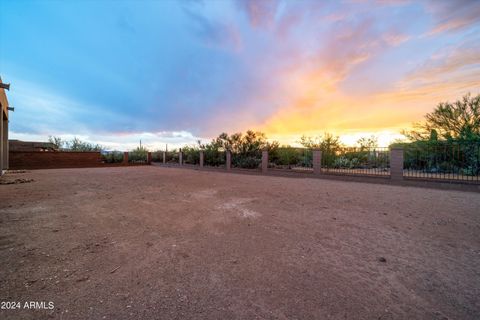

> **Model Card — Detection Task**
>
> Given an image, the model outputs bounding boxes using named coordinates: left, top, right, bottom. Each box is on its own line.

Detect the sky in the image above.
left=0, top=0, right=479, bottom=150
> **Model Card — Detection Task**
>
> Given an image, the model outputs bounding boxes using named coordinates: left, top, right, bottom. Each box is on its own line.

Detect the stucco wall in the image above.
left=9, top=151, right=103, bottom=170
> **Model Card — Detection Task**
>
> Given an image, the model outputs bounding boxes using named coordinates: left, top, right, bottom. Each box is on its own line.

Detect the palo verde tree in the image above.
left=298, top=133, right=342, bottom=151
left=48, top=136, right=103, bottom=151
left=197, top=130, right=279, bottom=168
left=357, top=135, right=378, bottom=149
left=400, top=93, right=480, bottom=176
left=404, top=93, right=480, bottom=142
left=295, top=133, right=343, bottom=167
left=129, top=145, right=148, bottom=162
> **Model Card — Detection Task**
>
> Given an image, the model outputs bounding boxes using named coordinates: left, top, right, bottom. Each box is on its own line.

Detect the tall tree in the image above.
left=404, top=93, right=480, bottom=142
left=299, top=133, right=342, bottom=151
left=48, top=136, right=64, bottom=149
left=357, top=135, right=378, bottom=149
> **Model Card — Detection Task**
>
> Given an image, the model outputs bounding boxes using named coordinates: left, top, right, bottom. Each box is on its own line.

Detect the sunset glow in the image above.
left=1, top=0, right=479, bottom=149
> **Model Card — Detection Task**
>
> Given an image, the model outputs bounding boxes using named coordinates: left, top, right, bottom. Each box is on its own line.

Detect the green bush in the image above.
left=333, top=156, right=360, bottom=169
left=129, top=146, right=148, bottom=163
left=151, top=151, right=162, bottom=162
left=232, top=154, right=261, bottom=169
left=271, top=148, right=300, bottom=166
left=102, top=151, right=124, bottom=163
left=269, top=147, right=312, bottom=168
left=403, top=141, right=480, bottom=175
left=182, top=146, right=200, bottom=165
left=204, top=148, right=225, bottom=166
left=164, top=150, right=179, bottom=163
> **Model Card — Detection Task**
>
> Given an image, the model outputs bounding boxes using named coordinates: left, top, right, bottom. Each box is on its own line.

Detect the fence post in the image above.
left=390, top=147, right=404, bottom=181
left=313, top=149, right=322, bottom=175
left=0, top=115, right=3, bottom=173
left=162, top=152, right=166, bottom=164
left=147, top=152, right=152, bottom=165
left=199, top=150, right=204, bottom=169
left=123, top=152, right=129, bottom=165
left=2, top=118, right=8, bottom=171
left=262, top=149, right=268, bottom=174
left=179, top=149, right=183, bottom=166
left=226, top=150, right=231, bottom=171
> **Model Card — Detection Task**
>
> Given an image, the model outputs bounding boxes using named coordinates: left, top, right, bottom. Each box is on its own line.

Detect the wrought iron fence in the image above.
left=321, top=147, right=390, bottom=176
left=165, top=151, right=179, bottom=164
left=151, top=151, right=162, bottom=162
left=268, top=147, right=313, bottom=172
left=128, top=151, right=147, bottom=163
left=182, top=149, right=200, bottom=165
left=403, top=142, right=480, bottom=183
left=231, top=151, right=262, bottom=169
left=204, top=150, right=226, bottom=167
left=101, top=151, right=124, bottom=163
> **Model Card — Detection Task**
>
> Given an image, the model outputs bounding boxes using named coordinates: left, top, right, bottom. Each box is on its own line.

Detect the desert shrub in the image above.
left=102, top=151, right=124, bottom=163
left=333, top=156, right=361, bottom=169
left=165, top=150, right=179, bottom=163
left=271, top=147, right=300, bottom=166
left=48, top=136, right=103, bottom=151
left=204, top=148, right=226, bottom=166
left=232, top=154, right=261, bottom=169
left=182, top=146, right=200, bottom=165
left=403, top=93, right=480, bottom=142
left=198, top=131, right=277, bottom=168
left=129, top=146, right=148, bottom=163
left=298, top=149, right=313, bottom=167
left=151, top=151, right=162, bottom=162
left=269, top=147, right=312, bottom=168
left=403, top=141, right=480, bottom=175
left=333, top=156, right=350, bottom=168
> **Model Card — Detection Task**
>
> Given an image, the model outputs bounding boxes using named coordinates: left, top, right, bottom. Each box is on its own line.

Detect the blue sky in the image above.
left=1, top=0, right=479, bottom=149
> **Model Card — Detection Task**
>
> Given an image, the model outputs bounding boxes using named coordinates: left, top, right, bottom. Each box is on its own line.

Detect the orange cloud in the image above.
left=256, top=33, right=479, bottom=146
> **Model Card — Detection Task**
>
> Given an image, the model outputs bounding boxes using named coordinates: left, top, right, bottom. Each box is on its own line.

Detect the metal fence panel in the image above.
left=165, top=151, right=179, bottom=164
left=182, top=150, right=200, bottom=165
left=269, top=147, right=313, bottom=172
left=204, top=150, right=226, bottom=167
left=321, top=147, right=390, bottom=176
left=403, top=142, right=480, bottom=183
left=231, top=151, right=262, bottom=169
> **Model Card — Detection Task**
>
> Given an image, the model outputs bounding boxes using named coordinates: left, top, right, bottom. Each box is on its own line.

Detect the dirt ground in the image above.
left=1, top=166, right=479, bottom=320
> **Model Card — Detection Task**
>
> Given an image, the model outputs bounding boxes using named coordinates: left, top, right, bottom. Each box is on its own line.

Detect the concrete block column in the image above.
left=313, top=149, right=322, bottom=175
left=179, top=150, right=183, bottom=166
left=199, top=150, right=204, bottom=168
left=2, top=119, right=7, bottom=170
left=390, top=147, right=404, bottom=181
left=123, top=152, right=129, bottom=165
left=226, top=150, right=231, bottom=171
left=0, top=114, right=3, bottom=173
left=147, top=152, right=152, bottom=164
left=262, top=150, right=268, bottom=174
left=162, top=152, right=166, bottom=164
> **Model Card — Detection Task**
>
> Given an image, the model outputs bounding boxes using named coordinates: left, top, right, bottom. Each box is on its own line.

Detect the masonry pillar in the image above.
left=262, top=149, right=268, bottom=174
left=123, top=152, right=129, bottom=165
left=390, top=147, right=404, bottom=181
left=179, top=150, right=183, bottom=166
left=313, top=149, right=322, bottom=175
left=162, top=152, right=166, bottom=164
left=3, top=119, right=8, bottom=170
left=199, top=150, right=204, bottom=169
left=147, top=152, right=152, bottom=165
left=0, top=113, right=3, bottom=173
left=226, top=150, right=231, bottom=170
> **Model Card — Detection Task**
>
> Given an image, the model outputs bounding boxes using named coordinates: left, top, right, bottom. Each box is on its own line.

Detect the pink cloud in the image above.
left=425, top=0, right=480, bottom=35
left=235, top=0, right=280, bottom=28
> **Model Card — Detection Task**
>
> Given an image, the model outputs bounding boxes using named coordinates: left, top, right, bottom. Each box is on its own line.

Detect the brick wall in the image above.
left=9, top=151, right=104, bottom=170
